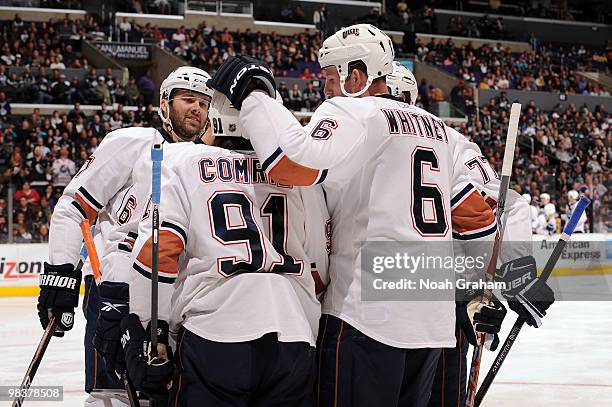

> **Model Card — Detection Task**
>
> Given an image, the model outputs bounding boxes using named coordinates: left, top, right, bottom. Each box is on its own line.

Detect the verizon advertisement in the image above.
left=0, top=244, right=48, bottom=286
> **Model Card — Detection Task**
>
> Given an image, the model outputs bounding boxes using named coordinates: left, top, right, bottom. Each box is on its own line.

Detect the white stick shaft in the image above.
left=501, top=103, right=521, bottom=177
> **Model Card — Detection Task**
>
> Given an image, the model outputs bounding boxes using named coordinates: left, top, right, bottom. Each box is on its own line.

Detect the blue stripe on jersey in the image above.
left=452, top=224, right=497, bottom=240
left=133, top=263, right=176, bottom=284
left=450, top=184, right=475, bottom=208
left=71, top=200, right=87, bottom=219
left=78, top=186, right=104, bottom=210
left=118, top=243, right=132, bottom=253
left=262, top=147, right=283, bottom=171
left=316, top=169, right=328, bottom=185
left=161, top=221, right=187, bottom=244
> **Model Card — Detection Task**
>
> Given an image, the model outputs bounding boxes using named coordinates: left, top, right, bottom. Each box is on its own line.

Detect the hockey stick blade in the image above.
left=474, top=197, right=591, bottom=406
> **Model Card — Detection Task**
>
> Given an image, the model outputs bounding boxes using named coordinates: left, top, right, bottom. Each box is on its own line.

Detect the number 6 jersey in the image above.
left=128, top=142, right=330, bottom=346
left=240, top=93, right=497, bottom=348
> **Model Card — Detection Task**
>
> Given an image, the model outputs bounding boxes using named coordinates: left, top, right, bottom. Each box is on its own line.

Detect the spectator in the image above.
left=119, top=17, right=132, bottom=41
left=313, top=5, right=328, bottom=37
left=0, top=92, right=10, bottom=122
left=51, top=145, right=76, bottom=193
left=14, top=182, right=40, bottom=206
left=302, top=81, right=322, bottom=111
left=15, top=224, right=32, bottom=243
left=125, top=77, right=141, bottom=105
left=299, top=67, right=316, bottom=80
left=278, top=81, right=291, bottom=107
left=288, top=83, right=304, bottom=111
left=137, top=71, right=155, bottom=106
left=34, top=223, right=49, bottom=243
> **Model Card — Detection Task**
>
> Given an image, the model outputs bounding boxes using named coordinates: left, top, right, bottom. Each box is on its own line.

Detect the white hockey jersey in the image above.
left=240, top=93, right=496, bottom=348
left=453, top=134, right=533, bottom=264
left=48, top=127, right=174, bottom=282
left=128, top=143, right=330, bottom=346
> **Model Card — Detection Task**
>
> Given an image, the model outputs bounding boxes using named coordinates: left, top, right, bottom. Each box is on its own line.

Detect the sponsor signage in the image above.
left=94, top=42, right=151, bottom=60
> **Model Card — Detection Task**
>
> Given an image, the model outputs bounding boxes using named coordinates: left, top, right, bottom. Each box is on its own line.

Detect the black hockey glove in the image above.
left=121, top=314, right=174, bottom=399
left=497, top=256, right=555, bottom=328
left=457, top=294, right=507, bottom=351
left=93, top=282, right=129, bottom=376
left=207, top=55, right=276, bottom=109
left=37, top=263, right=82, bottom=337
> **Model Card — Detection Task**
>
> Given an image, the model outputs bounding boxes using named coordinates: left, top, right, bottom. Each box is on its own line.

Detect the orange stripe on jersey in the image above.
left=311, top=270, right=326, bottom=295
left=485, top=196, right=497, bottom=210
left=136, top=230, right=184, bottom=275
left=452, top=191, right=495, bottom=234
left=75, top=193, right=99, bottom=223
left=269, top=156, right=320, bottom=186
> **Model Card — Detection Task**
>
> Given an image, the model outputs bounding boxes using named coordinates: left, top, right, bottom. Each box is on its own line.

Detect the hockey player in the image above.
left=385, top=60, right=555, bottom=406
left=536, top=203, right=558, bottom=235
left=120, top=96, right=330, bottom=405
left=37, top=66, right=214, bottom=403
left=523, top=193, right=540, bottom=234
left=387, top=61, right=418, bottom=104
left=563, top=190, right=587, bottom=233
left=206, top=25, right=506, bottom=407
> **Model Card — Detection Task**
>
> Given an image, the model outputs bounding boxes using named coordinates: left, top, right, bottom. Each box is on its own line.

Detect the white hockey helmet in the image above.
left=318, top=24, right=395, bottom=97
left=158, top=66, right=213, bottom=134
left=567, top=190, right=579, bottom=203
left=387, top=61, right=418, bottom=104
left=209, top=92, right=243, bottom=138
left=522, top=193, right=532, bottom=204
left=540, top=193, right=551, bottom=205
left=544, top=203, right=556, bottom=216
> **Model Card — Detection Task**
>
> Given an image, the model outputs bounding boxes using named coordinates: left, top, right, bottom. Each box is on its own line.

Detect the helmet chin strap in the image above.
left=340, top=74, right=374, bottom=97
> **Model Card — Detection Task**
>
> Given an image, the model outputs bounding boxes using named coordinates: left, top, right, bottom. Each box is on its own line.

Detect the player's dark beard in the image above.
left=169, top=107, right=206, bottom=141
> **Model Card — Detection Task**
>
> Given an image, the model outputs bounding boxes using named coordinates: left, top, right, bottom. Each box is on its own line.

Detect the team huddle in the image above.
left=37, top=24, right=555, bottom=407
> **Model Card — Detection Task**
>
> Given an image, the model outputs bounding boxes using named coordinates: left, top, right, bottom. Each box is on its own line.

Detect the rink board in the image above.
left=1, top=234, right=611, bottom=296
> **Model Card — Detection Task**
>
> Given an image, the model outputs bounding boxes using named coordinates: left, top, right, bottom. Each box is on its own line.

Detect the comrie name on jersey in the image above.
left=199, top=156, right=293, bottom=188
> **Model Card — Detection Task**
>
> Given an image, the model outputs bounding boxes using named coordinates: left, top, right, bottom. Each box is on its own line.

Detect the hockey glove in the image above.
left=121, top=314, right=174, bottom=399
left=93, top=282, right=129, bottom=376
left=457, top=295, right=507, bottom=351
left=37, top=263, right=82, bottom=337
left=207, top=55, right=276, bottom=109
left=497, top=256, right=555, bottom=328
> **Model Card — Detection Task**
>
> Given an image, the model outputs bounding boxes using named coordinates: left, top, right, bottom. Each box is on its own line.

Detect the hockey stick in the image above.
left=474, top=196, right=591, bottom=406
left=12, top=236, right=88, bottom=407
left=465, top=102, right=521, bottom=407
left=80, top=222, right=140, bottom=407
left=149, top=144, right=164, bottom=407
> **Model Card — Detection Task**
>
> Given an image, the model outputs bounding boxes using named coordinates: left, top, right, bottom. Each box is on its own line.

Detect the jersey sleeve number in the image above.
left=209, top=191, right=303, bottom=277
left=465, top=155, right=499, bottom=184
left=411, top=147, right=448, bottom=236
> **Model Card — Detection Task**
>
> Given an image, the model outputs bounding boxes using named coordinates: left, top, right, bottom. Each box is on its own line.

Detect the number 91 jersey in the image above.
left=129, top=142, right=330, bottom=346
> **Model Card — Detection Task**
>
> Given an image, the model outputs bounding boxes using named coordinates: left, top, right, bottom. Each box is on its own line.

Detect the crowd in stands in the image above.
left=119, top=20, right=326, bottom=80
left=417, top=37, right=610, bottom=95
left=0, top=66, right=156, bottom=106
left=0, top=13, right=609, bottom=240
left=447, top=91, right=610, bottom=233
left=0, top=103, right=160, bottom=243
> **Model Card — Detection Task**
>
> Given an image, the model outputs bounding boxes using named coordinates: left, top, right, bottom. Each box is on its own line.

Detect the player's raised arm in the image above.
left=242, top=93, right=374, bottom=185
left=206, top=53, right=384, bottom=187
